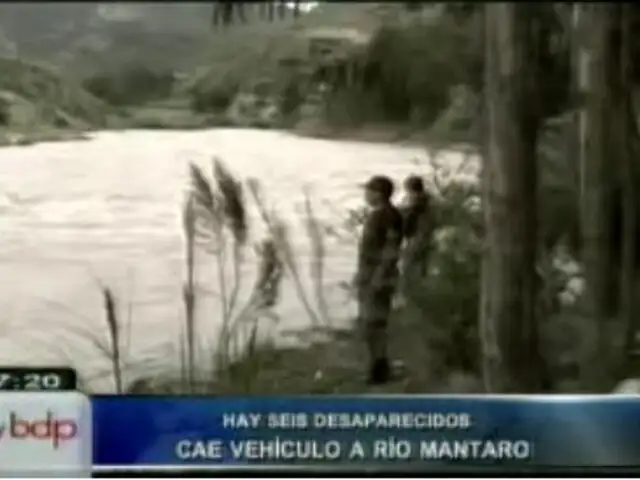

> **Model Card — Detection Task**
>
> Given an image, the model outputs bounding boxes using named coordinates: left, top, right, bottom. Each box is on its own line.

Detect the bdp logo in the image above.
left=0, top=410, right=79, bottom=449
left=0, top=392, right=92, bottom=477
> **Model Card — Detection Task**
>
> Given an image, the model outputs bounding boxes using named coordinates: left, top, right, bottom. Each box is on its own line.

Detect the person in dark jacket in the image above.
left=354, top=175, right=403, bottom=385
left=398, top=175, right=433, bottom=298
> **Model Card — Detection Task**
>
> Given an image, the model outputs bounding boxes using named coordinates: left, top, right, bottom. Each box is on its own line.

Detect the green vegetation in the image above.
left=0, top=57, right=109, bottom=145
left=320, top=17, right=478, bottom=129
left=74, top=157, right=487, bottom=394
left=177, top=5, right=417, bottom=130
left=2, top=3, right=638, bottom=395
left=67, top=152, right=586, bottom=395
left=82, top=66, right=175, bottom=107
left=0, top=4, right=494, bottom=136
left=180, top=4, right=568, bottom=140
left=79, top=67, right=231, bottom=129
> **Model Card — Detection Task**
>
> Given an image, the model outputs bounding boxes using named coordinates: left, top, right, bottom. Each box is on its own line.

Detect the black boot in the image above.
left=367, top=358, right=391, bottom=385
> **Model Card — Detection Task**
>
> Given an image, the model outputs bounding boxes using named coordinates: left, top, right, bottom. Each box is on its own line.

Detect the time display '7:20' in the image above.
left=0, top=367, right=77, bottom=391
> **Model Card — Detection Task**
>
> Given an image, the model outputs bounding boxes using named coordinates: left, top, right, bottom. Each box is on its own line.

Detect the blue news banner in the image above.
left=91, top=396, right=640, bottom=471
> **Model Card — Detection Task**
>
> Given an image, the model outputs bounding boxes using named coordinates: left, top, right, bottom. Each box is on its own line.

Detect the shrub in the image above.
left=189, top=83, right=239, bottom=113
left=185, top=49, right=273, bottom=115
left=83, top=66, right=175, bottom=106
left=317, top=6, right=569, bottom=130
left=318, top=13, right=481, bottom=128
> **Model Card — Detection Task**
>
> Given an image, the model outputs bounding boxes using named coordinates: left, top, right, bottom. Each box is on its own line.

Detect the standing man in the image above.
left=354, top=175, right=403, bottom=385
left=399, top=175, right=433, bottom=298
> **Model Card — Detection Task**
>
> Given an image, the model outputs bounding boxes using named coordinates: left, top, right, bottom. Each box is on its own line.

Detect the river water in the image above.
left=0, top=129, right=478, bottom=391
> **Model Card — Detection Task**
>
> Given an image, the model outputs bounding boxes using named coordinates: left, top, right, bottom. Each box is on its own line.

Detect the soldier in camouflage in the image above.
left=398, top=175, right=433, bottom=300
left=354, top=175, right=403, bottom=385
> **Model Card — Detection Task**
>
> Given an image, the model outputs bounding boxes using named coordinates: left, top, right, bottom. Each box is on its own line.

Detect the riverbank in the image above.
left=127, top=310, right=485, bottom=395
left=0, top=120, right=434, bottom=150
left=107, top=100, right=236, bottom=131
left=0, top=126, right=587, bottom=395
left=0, top=87, right=462, bottom=149
left=122, top=155, right=486, bottom=396
left=292, top=121, right=420, bottom=144
left=109, top=100, right=436, bottom=146
left=291, top=122, right=479, bottom=152
left=0, top=127, right=90, bottom=147
left=0, top=110, right=230, bottom=148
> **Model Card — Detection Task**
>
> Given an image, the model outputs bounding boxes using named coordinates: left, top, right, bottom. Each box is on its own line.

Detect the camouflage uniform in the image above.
left=399, top=194, right=433, bottom=297
left=356, top=202, right=403, bottom=372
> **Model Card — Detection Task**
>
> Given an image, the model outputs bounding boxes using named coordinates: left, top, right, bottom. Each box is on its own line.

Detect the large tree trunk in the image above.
left=617, top=5, right=638, bottom=376
left=572, top=5, right=588, bottom=203
left=578, top=4, right=630, bottom=391
left=480, top=4, right=543, bottom=392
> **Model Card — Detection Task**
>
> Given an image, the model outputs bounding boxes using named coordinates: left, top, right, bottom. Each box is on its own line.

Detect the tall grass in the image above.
left=5, top=151, right=607, bottom=393
left=102, top=287, right=123, bottom=393
left=15, top=139, right=602, bottom=394
left=246, top=178, right=327, bottom=328
left=178, top=158, right=283, bottom=391
left=302, top=188, right=331, bottom=326
left=64, top=157, right=335, bottom=394
left=181, top=193, right=197, bottom=391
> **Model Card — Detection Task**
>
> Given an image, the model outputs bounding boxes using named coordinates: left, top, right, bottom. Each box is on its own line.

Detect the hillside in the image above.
left=0, top=3, right=398, bottom=77
left=188, top=4, right=405, bottom=92
left=0, top=57, right=109, bottom=144
left=0, top=3, right=452, bottom=137
left=0, top=4, right=210, bottom=75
